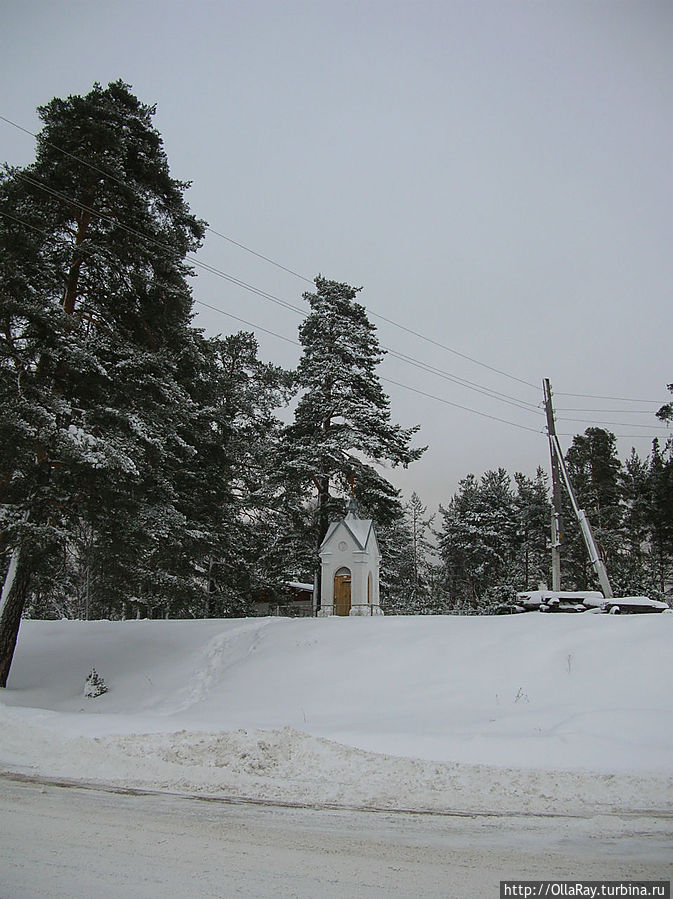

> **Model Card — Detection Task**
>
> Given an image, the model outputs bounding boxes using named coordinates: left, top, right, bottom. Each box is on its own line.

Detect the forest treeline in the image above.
left=1, top=83, right=671, bottom=683
left=382, top=426, right=673, bottom=615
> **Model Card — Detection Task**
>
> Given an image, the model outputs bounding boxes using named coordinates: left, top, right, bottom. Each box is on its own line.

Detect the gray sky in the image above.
left=3, top=0, right=672, bottom=507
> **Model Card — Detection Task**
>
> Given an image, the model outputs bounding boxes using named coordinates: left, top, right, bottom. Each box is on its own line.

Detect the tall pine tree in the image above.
left=0, top=81, right=205, bottom=683
left=437, top=470, right=517, bottom=610
left=562, top=428, right=623, bottom=591
left=280, top=276, right=424, bottom=597
left=513, top=468, right=550, bottom=590
left=648, top=438, right=673, bottom=594
left=378, top=491, right=437, bottom=614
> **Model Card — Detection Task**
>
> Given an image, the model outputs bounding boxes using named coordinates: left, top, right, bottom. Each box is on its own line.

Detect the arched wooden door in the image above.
left=334, top=568, right=351, bottom=616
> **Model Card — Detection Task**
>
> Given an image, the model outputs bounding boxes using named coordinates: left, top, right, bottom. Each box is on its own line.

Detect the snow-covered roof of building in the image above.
left=321, top=518, right=375, bottom=551
left=320, top=498, right=376, bottom=551
left=285, top=581, right=314, bottom=593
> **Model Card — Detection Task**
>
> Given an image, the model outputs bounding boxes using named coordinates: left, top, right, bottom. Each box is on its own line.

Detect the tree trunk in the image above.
left=314, top=474, right=330, bottom=610
left=317, top=480, right=330, bottom=548
left=0, top=209, right=87, bottom=683
left=412, top=515, right=419, bottom=595
left=62, top=206, right=92, bottom=316
left=0, top=551, right=32, bottom=688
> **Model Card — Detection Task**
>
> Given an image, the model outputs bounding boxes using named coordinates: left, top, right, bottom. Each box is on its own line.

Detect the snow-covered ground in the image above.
left=1, top=614, right=672, bottom=817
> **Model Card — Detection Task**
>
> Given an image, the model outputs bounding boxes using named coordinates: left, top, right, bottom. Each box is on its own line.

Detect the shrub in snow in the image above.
left=483, top=585, right=519, bottom=616
left=84, top=668, right=108, bottom=698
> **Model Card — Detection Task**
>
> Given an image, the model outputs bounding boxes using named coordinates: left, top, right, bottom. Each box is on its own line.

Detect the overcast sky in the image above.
left=3, top=0, right=672, bottom=507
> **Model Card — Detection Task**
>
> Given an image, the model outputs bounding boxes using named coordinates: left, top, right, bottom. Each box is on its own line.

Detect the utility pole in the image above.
left=542, top=379, right=614, bottom=599
left=543, top=379, right=563, bottom=591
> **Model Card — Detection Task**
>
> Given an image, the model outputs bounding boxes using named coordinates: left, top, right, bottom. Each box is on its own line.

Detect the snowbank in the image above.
left=1, top=615, right=672, bottom=815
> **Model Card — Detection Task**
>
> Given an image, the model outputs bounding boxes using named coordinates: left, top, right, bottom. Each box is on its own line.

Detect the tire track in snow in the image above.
left=3, top=770, right=672, bottom=821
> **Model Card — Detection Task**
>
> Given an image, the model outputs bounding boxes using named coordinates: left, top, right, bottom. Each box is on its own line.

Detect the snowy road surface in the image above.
left=2, top=777, right=672, bottom=899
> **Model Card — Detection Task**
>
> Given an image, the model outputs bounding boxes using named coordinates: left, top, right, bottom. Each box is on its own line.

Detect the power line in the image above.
left=555, top=391, right=665, bottom=403
left=4, top=215, right=666, bottom=450
left=0, top=208, right=302, bottom=347
left=380, top=376, right=544, bottom=433
left=194, top=299, right=301, bottom=347
left=12, top=170, right=543, bottom=417
left=384, top=349, right=542, bottom=415
left=206, top=227, right=312, bottom=283
left=5, top=131, right=656, bottom=434
left=1, top=207, right=547, bottom=436
left=7, top=206, right=661, bottom=443
left=0, top=208, right=50, bottom=236
left=556, top=408, right=663, bottom=414
left=556, top=417, right=668, bottom=431
left=0, top=114, right=314, bottom=284
left=9, top=169, right=669, bottom=442
left=370, top=310, right=538, bottom=390
left=16, top=172, right=307, bottom=317
left=556, top=432, right=670, bottom=440
left=0, top=112, right=539, bottom=393
left=7, top=111, right=668, bottom=413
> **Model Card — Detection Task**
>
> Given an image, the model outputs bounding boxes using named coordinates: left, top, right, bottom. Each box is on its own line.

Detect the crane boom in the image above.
left=543, top=379, right=614, bottom=599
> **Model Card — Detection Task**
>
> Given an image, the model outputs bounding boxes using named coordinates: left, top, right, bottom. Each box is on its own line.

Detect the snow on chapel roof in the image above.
left=320, top=498, right=376, bottom=551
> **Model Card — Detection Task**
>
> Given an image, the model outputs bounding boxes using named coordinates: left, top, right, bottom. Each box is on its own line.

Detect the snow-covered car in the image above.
left=599, top=596, right=670, bottom=615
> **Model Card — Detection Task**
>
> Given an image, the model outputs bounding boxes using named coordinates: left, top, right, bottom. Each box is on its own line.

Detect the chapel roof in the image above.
left=320, top=498, right=376, bottom=551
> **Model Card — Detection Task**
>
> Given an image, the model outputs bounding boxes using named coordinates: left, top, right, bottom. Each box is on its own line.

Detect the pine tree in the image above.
left=84, top=667, right=107, bottom=698
left=280, top=276, right=424, bottom=592
left=437, top=474, right=480, bottom=610
left=379, top=492, right=438, bottom=614
left=620, top=448, right=652, bottom=593
left=565, top=429, right=622, bottom=531
left=193, top=331, right=293, bottom=616
left=513, top=468, right=550, bottom=590
left=562, top=428, right=623, bottom=590
left=0, top=81, right=205, bottom=684
left=648, top=438, right=673, bottom=594
left=648, top=387, right=673, bottom=594
left=378, top=513, right=416, bottom=614
left=656, top=383, right=673, bottom=425
left=406, top=491, right=436, bottom=605
left=437, top=470, right=517, bottom=610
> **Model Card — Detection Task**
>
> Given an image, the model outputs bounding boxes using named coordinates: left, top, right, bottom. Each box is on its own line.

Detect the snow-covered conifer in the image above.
left=84, top=667, right=107, bottom=698
left=280, top=277, right=425, bottom=593
left=0, top=81, right=206, bottom=682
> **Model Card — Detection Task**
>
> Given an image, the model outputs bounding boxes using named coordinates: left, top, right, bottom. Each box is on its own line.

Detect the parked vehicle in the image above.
left=600, top=596, right=670, bottom=615
left=515, top=591, right=670, bottom=614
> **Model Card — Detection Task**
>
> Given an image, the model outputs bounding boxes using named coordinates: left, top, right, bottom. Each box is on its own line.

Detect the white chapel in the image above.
left=318, top=498, right=383, bottom=616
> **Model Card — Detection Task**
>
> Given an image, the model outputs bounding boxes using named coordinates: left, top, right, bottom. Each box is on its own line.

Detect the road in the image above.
left=1, top=777, right=671, bottom=898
